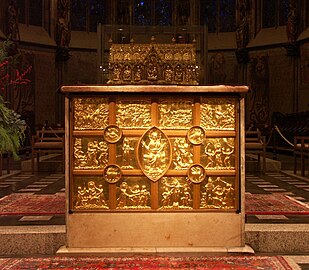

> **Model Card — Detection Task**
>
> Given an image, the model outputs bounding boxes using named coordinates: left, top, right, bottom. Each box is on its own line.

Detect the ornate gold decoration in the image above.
left=103, top=164, right=122, bottom=184
left=200, top=98, right=236, bottom=130
left=103, top=125, right=122, bottom=143
left=73, top=98, right=109, bottom=130
left=117, top=137, right=138, bottom=169
left=75, top=180, right=109, bottom=209
left=201, top=138, right=235, bottom=170
left=200, top=177, right=235, bottom=209
left=116, top=100, right=151, bottom=128
left=187, top=126, right=205, bottom=145
left=73, top=138, right=108, bottom=169
left=158, top=100, right=193, bottom=129
left=159, top=177, right=193, bottom=209
left=108, top=43, right=198, bottom=85
left=171, top=138, right=193, bottom=170
left=116, top=181, right=151, bottom=209
left=187, top=164, right=206, bottom=184
left=137, top=127, right=172, bottom=182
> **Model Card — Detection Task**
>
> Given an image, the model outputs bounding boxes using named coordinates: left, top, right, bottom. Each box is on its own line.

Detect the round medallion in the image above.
left=103, top=164, right=122, bottom=184
left=103, top=125, right=122, bottom=143
left=187, top=164, right=206, bottom=184
left=187, top=126, right=205, bottom=145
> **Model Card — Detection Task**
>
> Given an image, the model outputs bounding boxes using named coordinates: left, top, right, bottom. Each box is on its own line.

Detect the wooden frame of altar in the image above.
left=58, top=84, right=252, bottom=254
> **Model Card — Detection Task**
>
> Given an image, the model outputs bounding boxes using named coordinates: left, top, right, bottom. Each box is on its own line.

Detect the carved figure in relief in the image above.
left=173, top=138, right=193, bottom=169
left=160, top=178, right=192, bottom=209
left=86, top=141, right=99, bottom=166
left=175, top=65, right=183, bottom=82
left=142, top=130, right=167, bottom=175
left=134, top=65, right=143, bottom=81
left=74, top=139, right=108, bottom=169
left=204, top=139, right=234, bottom=169
left=75, top=181, right=108, bottom=209
left=123, top=65, right=132, bottom=81
left=113, top=64, right=121, bottom=81
left=200, top=177, right=235, bottom=209
left=121, top=138, right=134, bottom=169
left=116, top=181, right=150, bottom=209
left=187, top=126, right=204, bottom=145
left=163, top=65, right=173, bottom=82
left=222, top=139, right=234, bottom=167
left=74, top=98, right=109, bottom=130
left=104, top=165, right=122, bottom=184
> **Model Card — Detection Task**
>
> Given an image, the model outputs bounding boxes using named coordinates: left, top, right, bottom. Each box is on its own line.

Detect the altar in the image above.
left=59, top=84, right=250, bottom=254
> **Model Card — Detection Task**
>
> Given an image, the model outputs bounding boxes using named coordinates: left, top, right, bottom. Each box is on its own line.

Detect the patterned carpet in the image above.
left=0, top=255, right=298, bottom=270
left=0, top=193, right=65, bottom=215
left=245, top=193, right=309, bottom=215
left=0, top=192, right=308, bottom=216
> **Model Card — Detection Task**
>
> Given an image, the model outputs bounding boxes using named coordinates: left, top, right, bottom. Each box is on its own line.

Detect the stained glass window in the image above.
left=16, top=0, right=25, bottom=24
left=262, top=0, right=276, bottom=28
left=29, top=0, right=42, bottom=26
left=155, top=0, right=172, bottom=25
left=89, top=0, right=105, bottom=32
left=177, top=0, right=190, bottom=25
left=200, top=0, right=236, bottom=33
left=134, top=0, right=151, bottom=25
left=200, top=0, right=217, bottom=33
left=220, top=0, right=236, bottom=32
left=117, top=0, right=130, bottom=25
left=279, top=0, right=289, bottom=26
left=71, top=0, right=87, bottom=31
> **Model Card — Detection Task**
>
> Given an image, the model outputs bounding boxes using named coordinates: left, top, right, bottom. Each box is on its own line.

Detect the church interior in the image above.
left=0, top=0, right=309, bottom=269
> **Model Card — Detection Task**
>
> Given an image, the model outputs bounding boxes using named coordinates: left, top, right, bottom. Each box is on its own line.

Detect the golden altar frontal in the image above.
left=60, top=84, right=249, bottom=253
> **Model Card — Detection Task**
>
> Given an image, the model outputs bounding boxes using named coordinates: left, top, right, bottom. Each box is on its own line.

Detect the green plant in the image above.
left=0, top=95, right=25, bottom=159
left=0, top=38, right=31, bottom=159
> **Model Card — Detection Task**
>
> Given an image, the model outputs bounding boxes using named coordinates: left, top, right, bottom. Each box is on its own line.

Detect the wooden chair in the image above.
left=245, top=130, right=266, bottom=173
left=294, top=136, right=309, bottom=177
left=31, top=129, right=65, bottom=174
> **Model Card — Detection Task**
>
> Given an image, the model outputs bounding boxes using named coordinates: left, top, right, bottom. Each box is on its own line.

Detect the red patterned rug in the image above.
left=0, top=255, right=297, bottom=270
left=245, top=193, right=309, bottom=215
left=0, top=193, right=308, bottom=216
left=0, top=193, right=65, bottom=216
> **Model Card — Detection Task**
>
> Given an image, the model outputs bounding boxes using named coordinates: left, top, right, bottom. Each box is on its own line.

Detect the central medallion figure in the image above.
left=137, top=127, right=172, bottom=182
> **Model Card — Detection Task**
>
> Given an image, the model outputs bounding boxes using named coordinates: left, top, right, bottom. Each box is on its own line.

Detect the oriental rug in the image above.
left=0, top=193, right=65, bottom=216
left=0, top=255, right=298, bottom=270
left=245, top=193, right=309, bottom=215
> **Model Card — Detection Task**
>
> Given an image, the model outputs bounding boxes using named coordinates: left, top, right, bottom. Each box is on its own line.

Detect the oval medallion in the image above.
left=137, top=127, right=172, bottom=182
left=187, top=126, right=205, bottom=145
left=103, top=125, right=122, bottom=143
left=187, top=164, right=206, bottom=184
left=103, top=164, right=122, bottom=184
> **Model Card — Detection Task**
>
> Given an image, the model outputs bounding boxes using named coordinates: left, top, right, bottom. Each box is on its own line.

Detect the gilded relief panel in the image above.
left=73, top=137, right=109, bottom=169
left=73, top=97, right=109, bottom=130
left=158, top=100, right=193, bottom=129
left=159, top=177, right=193, bottom=210
left=200, top=98, right=236, bottom=130
left=200, top=177, right=235, bottom=209
left=116, top=177, right=151, bottom=210
left=116, top=137, right=139, bottom=169
left=137, top=127, right=172, bottom=181
left=116, top=99, right=151, bottom=128
left=200, top=138, right=235, bottom=170
left=170, top=138, right=193, bottom=170
left=72, top=177, right=109, bottom=210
